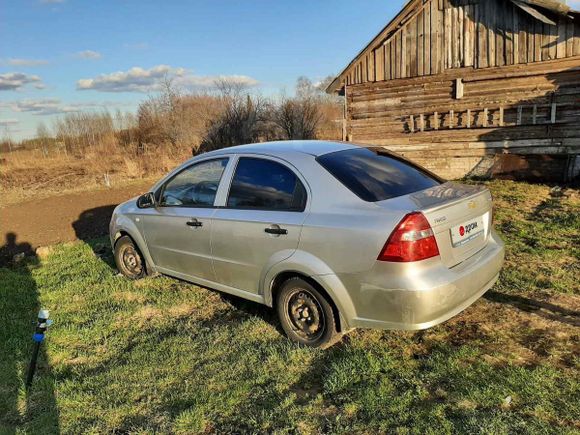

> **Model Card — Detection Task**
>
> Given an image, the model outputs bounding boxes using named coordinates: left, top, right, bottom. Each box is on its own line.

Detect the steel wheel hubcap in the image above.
left=121, top=246, right=142, bottom=276
left=287, top=289, right=325, bottom=341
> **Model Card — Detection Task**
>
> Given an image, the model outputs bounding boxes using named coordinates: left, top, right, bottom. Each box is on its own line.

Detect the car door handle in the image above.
left=186, top=219, right=203, bottom=227
left=265, top=226, right=287, bottom=235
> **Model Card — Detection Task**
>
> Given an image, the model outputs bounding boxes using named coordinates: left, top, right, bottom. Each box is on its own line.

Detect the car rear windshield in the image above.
left=316, top=147, right=441, bottom=202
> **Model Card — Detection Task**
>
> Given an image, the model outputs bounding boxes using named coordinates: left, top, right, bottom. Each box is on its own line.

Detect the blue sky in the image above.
left=0, top=0, right=406, bottom=140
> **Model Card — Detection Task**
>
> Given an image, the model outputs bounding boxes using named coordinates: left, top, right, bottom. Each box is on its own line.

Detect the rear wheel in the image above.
left=276, top=277, right=338, bottom=347
left=114, top=235, right=146, bottom=279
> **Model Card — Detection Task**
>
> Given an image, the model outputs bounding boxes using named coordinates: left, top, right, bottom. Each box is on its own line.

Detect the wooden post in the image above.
left=419, top=114, right=425, bottom=132
left=517, top=106, right=522, bottom=126
left=551, top=103, right=557, bottom=124
left=499, top=107, right=504, bottom=127
left=449, top=110, right=454, bottom=129
left=455, top=78, right=464, bottom=99
left=532, top=105, right=537, bottom=125
left=434, top=112, right=439, bottom=130
left=409, top=115, right=415, bottom=133
left=483, top=108, right=489, bottom=127
left=467, top=109, right=472, bottom=128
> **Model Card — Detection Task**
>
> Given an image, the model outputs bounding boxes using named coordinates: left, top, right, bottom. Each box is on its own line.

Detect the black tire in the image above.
left=114, top=235, right=146, bottom=279
left=276, top=277, right=339, bottom=348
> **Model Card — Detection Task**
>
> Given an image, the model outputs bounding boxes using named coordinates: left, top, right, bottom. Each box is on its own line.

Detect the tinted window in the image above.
left=227, top=158, right=306, bottom=211
left=317, top=148, right=441, bottom=202
left=160, top=158, right=228, bottom=207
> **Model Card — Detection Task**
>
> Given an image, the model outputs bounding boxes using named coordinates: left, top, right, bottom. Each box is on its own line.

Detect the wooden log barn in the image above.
left=326, top=0, right=580, bottom=181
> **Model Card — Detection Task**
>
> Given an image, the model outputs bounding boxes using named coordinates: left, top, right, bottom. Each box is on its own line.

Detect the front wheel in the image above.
left=114, top=235, right=146, bottom=279
left=276, top=277, right=339, bottom=348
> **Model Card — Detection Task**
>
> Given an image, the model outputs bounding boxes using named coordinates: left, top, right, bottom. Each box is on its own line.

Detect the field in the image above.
left=1, top=180, right=579, bottom=434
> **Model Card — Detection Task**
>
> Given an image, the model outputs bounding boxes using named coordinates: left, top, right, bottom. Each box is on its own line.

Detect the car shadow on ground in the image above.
left=484, top=291, right=580, bottom=327
left=71, top=205, right=289, bottom=335
left=0, top=233, right=59, bottom=432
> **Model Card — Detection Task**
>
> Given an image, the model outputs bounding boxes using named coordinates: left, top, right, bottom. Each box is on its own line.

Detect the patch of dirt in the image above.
left=0, top=181, right=152, bottom=261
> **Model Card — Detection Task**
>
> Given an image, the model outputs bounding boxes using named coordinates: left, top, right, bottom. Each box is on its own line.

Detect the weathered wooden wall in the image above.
left=345, top=57, right=580, bottom=179
left=341, top=0, right=580, bottom=87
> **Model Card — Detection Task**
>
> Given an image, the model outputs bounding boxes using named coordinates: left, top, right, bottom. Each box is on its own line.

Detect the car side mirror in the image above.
left=137, top=192, right=156, bottom=209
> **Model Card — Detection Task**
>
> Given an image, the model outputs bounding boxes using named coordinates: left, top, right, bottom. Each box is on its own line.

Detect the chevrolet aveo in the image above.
left=110, top=141, right=504, bottom=347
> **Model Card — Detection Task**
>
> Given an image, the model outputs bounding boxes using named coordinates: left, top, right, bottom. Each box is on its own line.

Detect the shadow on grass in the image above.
left=484, top=291, right=580, bottom=327
left=0, top=233, right=59, bottom=432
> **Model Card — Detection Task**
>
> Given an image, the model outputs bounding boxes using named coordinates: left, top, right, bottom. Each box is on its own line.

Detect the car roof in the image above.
left=201, top=140, right=358, bottom=158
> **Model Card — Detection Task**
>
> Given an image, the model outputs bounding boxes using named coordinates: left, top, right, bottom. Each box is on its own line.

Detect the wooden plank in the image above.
left=419, top=113, right=425, bottom=132
left=534, top=16, right=542, bottom=62
left=532, top=104, right=537, bottom=124
left=445, top=6, right=452, bottom=69
left=488, top=0, right=496, bottom=67
left=409, top=114, right=415, bottom=132
left=499, top=106, right=504, bottom=126
left=526, top=15, right=534, bottom=63
left=395, top=33, right=401, bottom=79
left=436, top=0, right=444, bottom=73
left=425, top=2, right=431, bottom=76
left=464, top=4, right=473, bottom=67
left=550, top=21, right=558, bottom=60
left=565, top=18, right=574, bottom=58
left=467, top=109, right=472, bottom=128
left=519, top=13, right=528, bottom=64
left=477, top=2, right=488, bottom=68
left=517, top=106, right=523, bottom=125
left=556, top=17, right=566, bottom=59
left=434, top=111, right=439, bottom=130
left=483, top=108, right=489, bottom=127
left=496, top=4, right=505, bottom=67
left=505, top=3, right=514, bottom=65
left=513, top=4, right=519, bottom=64
left=551, top=103, right=557, bottom=124
left=402, top=25, right=408, bottom=78
left=418, top=10, right=424, bottom=76
left=410, top=16, right=417, bottom=77
left=375, top=47, right=384, bottom=81
left=458, top=4, right=464, bottom=67
left=450, top=109, right=455, bottom=128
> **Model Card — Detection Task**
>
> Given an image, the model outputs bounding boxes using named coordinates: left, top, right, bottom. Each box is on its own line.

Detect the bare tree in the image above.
left=36, top=121, right=51, bottom=157
left=274, top=97, right=322, bottom=140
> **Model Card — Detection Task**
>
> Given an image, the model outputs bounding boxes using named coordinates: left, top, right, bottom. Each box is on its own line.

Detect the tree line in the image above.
left=1, top=76, right=341, bottom=158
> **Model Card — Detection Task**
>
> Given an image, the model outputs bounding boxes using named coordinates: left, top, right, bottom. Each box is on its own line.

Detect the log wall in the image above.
left=346, top=57, right=580, bottom=179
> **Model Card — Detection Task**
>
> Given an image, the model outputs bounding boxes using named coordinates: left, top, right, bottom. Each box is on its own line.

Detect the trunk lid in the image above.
left=376, top=182, right=493, bottom=267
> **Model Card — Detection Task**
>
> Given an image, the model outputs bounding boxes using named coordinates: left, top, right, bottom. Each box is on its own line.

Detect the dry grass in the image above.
left=0, top=145, right=191, bottom=206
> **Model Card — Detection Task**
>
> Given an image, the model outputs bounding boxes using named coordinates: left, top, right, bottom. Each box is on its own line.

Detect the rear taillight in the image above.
left=378, top=212, right=439, bottom=262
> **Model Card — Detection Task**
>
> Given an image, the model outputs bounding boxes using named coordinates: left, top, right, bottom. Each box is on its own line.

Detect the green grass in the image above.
left=1, top=180, right=579, bottom=434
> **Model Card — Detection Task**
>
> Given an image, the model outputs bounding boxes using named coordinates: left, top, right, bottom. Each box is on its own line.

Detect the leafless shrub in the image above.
left=198, top=81, right=279, bottom=153
left=54, top=111, right=116, bottom=156
left=273, top=97, right=322, bottom=140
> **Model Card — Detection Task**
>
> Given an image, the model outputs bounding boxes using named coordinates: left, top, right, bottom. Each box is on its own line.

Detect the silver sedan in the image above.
left=110, top=141, right=505, bottom=347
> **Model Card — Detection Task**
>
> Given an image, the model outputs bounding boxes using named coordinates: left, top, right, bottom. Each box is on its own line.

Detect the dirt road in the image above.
left=0, top=181, right=152, bottom=259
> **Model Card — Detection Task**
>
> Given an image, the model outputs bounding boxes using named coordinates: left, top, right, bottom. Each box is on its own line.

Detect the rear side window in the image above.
left=317, top=148, right=441, bottom=202
left=227, top=158, right=306, bottom=211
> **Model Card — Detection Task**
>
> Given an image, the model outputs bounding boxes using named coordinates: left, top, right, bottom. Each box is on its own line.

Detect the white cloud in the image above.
left=0, top=119, right=20, bottom=126
left=76, top=50, right=102, bottom=60
left=0, top=72, right=45, bottom=91
left=4, top=58, right=49, bottom=67
left=9, top=98, right=131, bottom=115
left=77, top=65, right=258, bottom=93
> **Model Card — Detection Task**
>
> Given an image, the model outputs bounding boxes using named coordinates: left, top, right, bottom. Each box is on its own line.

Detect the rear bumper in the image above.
left=348, top=230, right=505, bottom=330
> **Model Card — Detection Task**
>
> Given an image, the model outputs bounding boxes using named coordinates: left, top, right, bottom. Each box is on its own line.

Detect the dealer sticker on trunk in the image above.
left=450, top=215, right=484, bottom=247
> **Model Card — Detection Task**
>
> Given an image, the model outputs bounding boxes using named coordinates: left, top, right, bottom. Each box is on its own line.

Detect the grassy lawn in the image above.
left=1, top=180, right=579, bottom=434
